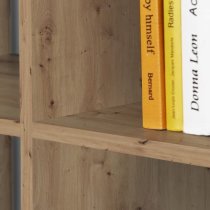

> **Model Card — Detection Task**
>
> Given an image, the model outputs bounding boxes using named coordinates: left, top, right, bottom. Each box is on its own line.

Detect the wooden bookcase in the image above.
left=1, top=0, right=210, bottom=209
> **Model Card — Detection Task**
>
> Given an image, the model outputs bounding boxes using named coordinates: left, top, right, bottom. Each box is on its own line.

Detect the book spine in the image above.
left=182, top=1, right=210, bottom=135
left=164, top=0, right=183, bottom=131
left=140, top=0, right=166, bottom=129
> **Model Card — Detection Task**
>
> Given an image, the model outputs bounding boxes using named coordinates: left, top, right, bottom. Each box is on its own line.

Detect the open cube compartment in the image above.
left=30, top=0, right=210, bottom=168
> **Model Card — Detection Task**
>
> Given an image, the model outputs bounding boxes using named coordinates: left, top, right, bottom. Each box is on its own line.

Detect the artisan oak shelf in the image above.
left=33, top=103, right=210, bottom=168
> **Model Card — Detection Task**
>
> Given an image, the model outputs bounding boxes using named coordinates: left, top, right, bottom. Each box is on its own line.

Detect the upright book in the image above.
left=164, top=0, right=183, bottom=131
left=140, top=0, right=166, bottom=129
left=182, top=1, right=210, bottom=135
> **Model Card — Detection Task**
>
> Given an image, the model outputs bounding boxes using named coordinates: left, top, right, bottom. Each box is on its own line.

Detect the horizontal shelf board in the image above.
left=0, top=55, right=20, bottom=136
left=34, top=103, right=210, bottom=168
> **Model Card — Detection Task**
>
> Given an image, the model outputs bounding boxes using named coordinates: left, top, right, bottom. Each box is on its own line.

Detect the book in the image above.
left=140, top=0, right=166, bottom=129
left=164, top=0, right=183, bottom=131
left=182, top=1, right=210, bottom=135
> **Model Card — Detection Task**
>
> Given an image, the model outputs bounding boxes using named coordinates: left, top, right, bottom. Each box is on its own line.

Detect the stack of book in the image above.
left=140, top=0, right=210, bottom=136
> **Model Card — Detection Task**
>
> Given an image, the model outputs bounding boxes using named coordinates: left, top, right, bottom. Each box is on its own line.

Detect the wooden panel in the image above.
left=33, top=103, right=210, bottom=168
left=19, top=0, right=33, bottom=208
left=0, top=136, right=11, bottom=210
left=33, top=139, right=154, bottom=210
left=0, top=0, right=10, bottom=55
left=31, top=0, right=141, bottom=121
left=0, top=119, right=21, bottom=137
left=33, top=139, right=210, bottom=210
left=41, top=103, right=210, bottom=148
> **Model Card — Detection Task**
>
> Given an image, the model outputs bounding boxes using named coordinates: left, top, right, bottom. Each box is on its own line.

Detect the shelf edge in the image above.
left=0, top=119, right=21, bottom=137
left=32, top=122, right=210, bottom=168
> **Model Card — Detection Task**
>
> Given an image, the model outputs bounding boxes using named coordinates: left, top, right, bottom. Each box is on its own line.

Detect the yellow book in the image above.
left=164, top=0, right=183, bottom=131
left=140, top=0, right=166, bottom=129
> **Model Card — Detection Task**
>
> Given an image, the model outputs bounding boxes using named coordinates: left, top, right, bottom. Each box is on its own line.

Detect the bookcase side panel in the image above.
left=32, top=139, right=152, bottom=210
left=0, top=0, right=10, bottom=55
left=31, top=0, right=141, bottom=121
left=33, top=139, right=210, bottom=210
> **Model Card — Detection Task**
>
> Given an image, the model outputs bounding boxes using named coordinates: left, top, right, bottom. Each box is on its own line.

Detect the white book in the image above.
left=182, top=1, right=210, bottom=135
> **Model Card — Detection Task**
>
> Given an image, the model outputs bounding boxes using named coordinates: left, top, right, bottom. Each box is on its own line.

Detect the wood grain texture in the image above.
left=0, top=0, right=10, bottom=55
left=0, top=119, right=21, bottom=137
left=31, top=0, right=141, bottom=121
left=33, top=103, right=210, bottom=168
left=0, top=136, right=11, bottom=210
left=42, top=103, right=210, bottom=148
left=19, top=0, right=33, bottom=209
left=33, top=139, right=210, bottom=210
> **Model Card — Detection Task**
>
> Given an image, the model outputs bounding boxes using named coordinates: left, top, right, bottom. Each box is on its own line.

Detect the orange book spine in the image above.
left=140, top=0, right=166, bottom=129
